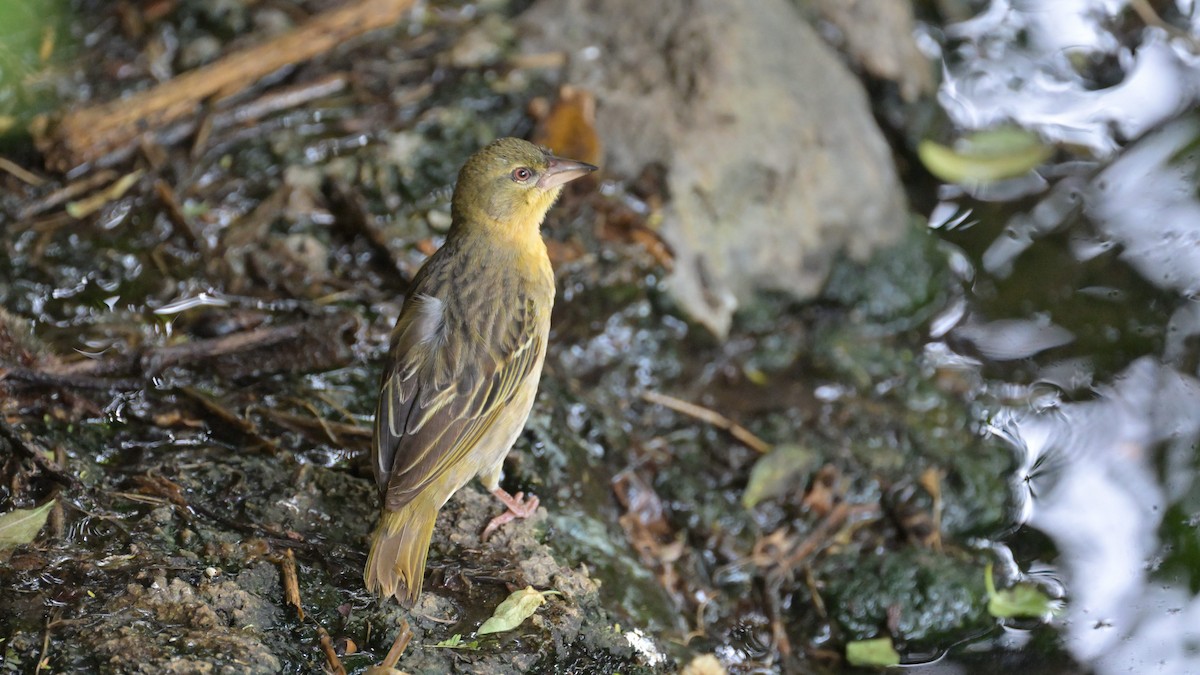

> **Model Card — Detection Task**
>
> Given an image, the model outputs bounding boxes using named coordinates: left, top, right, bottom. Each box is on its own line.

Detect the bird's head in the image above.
left=451, top=137, right=597, bottom=236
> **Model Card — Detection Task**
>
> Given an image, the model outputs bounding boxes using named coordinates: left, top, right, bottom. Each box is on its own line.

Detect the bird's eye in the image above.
left=511, top=167, right=533, bottom=183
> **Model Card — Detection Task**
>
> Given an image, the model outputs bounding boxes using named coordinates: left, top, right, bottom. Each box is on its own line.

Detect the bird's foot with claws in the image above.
left=481, top=486, right=540, bottom=541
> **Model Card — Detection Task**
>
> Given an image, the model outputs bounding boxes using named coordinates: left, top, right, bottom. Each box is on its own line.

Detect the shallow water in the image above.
left=924, top=1, right=1200, bottom=671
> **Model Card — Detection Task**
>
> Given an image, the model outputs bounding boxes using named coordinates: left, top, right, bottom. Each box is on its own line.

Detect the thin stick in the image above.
left=0, top=156, right=46, bottom=186
left=641, top=390, right=771, bottom=454
left=316, top=624, right=347, bottom=675
left=256, top=406, right=371, bottom=443
left=34, top=612, right=56, bottom=674
left=378, top=620, right=413, bottom=669
left=153, top=179, right=203, bottom=250
left=17, top=170, right=117, bottom=220
left=0, top=421, right=79, bottom=488
left=43, top=0, right=414, bottom=170
left=918, top=467, right=945, bottom=552
left=280, top=548, right=304, bottom=621
left=278, top=548, right=349, bottom=674
left=780, top=502, right=879, bottom=569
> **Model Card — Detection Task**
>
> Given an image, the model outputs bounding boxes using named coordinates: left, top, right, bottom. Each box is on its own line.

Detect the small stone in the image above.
left=179, top=35, right=222, bottom=70
left=426, top=209, right=452, bottom=231
left=682, top=654, right=727, bottom=675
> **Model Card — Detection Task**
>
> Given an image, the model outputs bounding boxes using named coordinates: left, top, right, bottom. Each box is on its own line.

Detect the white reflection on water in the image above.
left=1086, top=116, right=1200, bottom=297
left=942, top=0, right=1200, bottom=155
left=978, top=115, right=1200, bottom=359
left=993, top=359, right=1200, bottom=671
left=1083, top=116, right=1200, bottom=361
left=935, top=1, right=1200, bottom=671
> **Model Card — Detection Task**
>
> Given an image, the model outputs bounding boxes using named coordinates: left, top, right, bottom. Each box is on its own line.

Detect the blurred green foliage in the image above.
left=0, top=0, right=69, bottom=134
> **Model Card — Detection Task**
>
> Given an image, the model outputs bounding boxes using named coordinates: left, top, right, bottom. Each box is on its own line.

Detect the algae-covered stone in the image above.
left=821, top=224, right=952, bottom=326
left=819, top=548, right=989, bottom=646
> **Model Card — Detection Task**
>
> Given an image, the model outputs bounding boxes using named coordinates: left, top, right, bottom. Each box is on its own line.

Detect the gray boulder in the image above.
left=520, top=0, right=909, bottom=336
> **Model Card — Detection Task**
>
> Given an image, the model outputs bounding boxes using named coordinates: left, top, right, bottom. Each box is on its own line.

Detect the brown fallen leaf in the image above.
left=597, top=206, right=675, bottom=272
left=801, top=465, right=840, bottom=516
left=529, top=85, right=602, bottom=167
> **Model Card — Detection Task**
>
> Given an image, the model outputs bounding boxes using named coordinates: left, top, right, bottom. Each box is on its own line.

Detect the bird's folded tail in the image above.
left=364, top=499, right=439, bottom=608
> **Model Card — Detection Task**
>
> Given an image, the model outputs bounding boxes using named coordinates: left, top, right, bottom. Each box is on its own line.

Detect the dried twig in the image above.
left=256, top=405, right=371, bottom=447
left=184, top=501, right=326, bottom=555
left=42, top=0, right=414, bottom=170
left=1129, top=0, right=1171, bottom=32
left=780, top=502, right=878, bottom=570
left=33, top=611, right=59, bottom=675
left=764, top=574, right=791, bottom=656
left=0, top=420, right=79, bottom=488
left=372, top=621, right=413, bottom=672
left=317, top=624, right=348, bottom=675
left=64, top=170, right=143, bottom=219
left=277, top=548, right=347, bottom=675
left=324, top=179, right=412, bottom=289
left=1, top=367, right=143, bottom=392
left=917, top=467, right=945, bottom=552
left=755, top=502, right=878, bottom=657
left=221, top=72, right=349, bottom=128
left=0, top=156, right=46, bottom=187
left=153, top=179, right=204, bottom=250
left=17, top=170, right=117, bottom=220
left=177, top=386, right=282, bottom=454
left=6, top=314, right=354, bottom=393
left=641, top=390, right=771, bottom=454
left=281, top=548, right=305, bottom=621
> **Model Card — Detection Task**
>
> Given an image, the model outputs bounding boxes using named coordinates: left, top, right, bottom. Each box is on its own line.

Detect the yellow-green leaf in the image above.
left=918, top=127, right=1051, bottom=184
left=0, top=500, right=55, bottom=551
left=477, top=586, right=557, bottom=636
left=742, top=445, right=817, bottom=509
left=66, top=169, right=144, bottom=219
left=432, top=633, right=477, bottom=650
left=984, top=562, right=1061, bottom=619
left=845, top=636, right=901, bottom=667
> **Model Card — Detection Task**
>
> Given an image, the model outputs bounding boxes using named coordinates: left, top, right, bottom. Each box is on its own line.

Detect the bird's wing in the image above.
left=372, top=291, right=543, bottom=511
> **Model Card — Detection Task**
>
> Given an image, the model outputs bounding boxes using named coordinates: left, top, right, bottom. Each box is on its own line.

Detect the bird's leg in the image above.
left=481, top=486, right=540, bottom=541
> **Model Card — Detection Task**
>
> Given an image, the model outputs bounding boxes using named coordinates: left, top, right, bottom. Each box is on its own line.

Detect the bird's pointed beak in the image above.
left=537, top=156, right=598, bottom=189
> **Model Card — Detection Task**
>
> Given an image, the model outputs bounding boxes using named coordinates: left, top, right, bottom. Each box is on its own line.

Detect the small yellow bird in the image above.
left=364, top=137, right=596, bottom=607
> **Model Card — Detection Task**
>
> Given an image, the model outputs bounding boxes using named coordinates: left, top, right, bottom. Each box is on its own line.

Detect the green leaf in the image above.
left=477, top=586, right=558, bottom=636
left=984, top=562, right=1061, bottom=619
left=845, top=636, right=901, bottom=667
left=0, top=500, right=55, bottom=551
left=742, top=445, right=817, bottom=508
left=436, top=634, right=461, bottom=648
left=918, top=127, right=1052, bottom=184
left=434, top=629, right=475, bottom=648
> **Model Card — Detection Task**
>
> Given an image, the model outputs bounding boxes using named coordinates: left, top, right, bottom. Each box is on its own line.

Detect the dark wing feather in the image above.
left=372, top=290, right=542, bottom=511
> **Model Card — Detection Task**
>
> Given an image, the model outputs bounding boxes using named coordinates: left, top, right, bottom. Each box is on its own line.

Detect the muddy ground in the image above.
left=1, top=1, right=1029, bottom=673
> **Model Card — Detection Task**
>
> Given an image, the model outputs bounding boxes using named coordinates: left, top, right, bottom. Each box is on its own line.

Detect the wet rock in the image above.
left=364, top=486, right=659, bottom=674
left=807, top=0, right=936, bottom=102
left=90, top=575, right=281, bottom=674
left=448, top=13, right=515, bottom=68
left=819, top=548, right=988, bottom=646
left=212, top=562, right=283, bottom=629
left=821, top=225, right=951, bottom=326
left=519, top=0, right=907, bottom=336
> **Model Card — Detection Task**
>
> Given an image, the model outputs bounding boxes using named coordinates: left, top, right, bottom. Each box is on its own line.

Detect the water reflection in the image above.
left=942, top=1, right=1200, bottom=155
left=935, top=1, right=1200, bottom=671
left=994, top=358, right=1200, bottom=671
